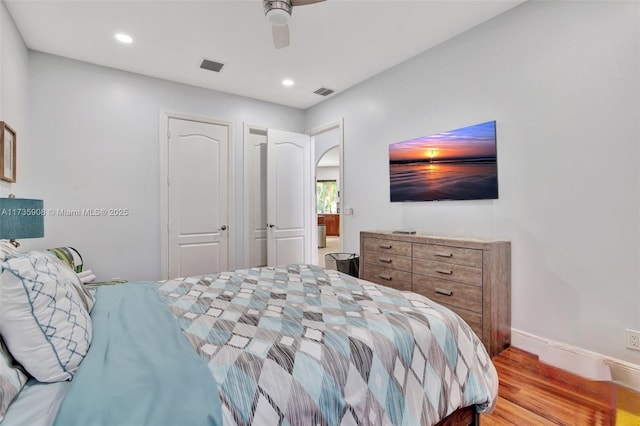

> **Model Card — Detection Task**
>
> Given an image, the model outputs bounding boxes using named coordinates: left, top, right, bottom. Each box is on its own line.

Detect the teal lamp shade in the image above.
left=0, top=198, right=44, bottom=240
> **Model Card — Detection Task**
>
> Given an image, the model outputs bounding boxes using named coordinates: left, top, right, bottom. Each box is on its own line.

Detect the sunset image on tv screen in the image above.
left=389, top=120, right=498, bottom=202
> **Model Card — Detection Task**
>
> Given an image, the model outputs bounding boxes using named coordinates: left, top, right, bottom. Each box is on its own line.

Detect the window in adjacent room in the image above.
left=316, top=180, right=338, bottom=213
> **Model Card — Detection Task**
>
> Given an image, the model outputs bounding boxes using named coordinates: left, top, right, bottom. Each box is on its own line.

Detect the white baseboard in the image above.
left=511, top=328, right=640, bottom=391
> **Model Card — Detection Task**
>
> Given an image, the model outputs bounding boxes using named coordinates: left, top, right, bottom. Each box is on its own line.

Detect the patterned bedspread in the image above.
left=157, top=264, right=498, bottom=426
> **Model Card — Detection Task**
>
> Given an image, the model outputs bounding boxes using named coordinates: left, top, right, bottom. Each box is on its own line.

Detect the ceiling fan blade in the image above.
left=272, top=24, right=290, bottom=49
left=291, top=0, right=325, bottom=6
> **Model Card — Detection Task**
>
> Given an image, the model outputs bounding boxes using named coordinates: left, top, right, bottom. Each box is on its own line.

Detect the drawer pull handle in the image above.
left=435, top=251, right=453, bottom=258
left=379, top=258, right=392, bottom=263
left=435, top=288, right=453, bottom=296
left=379, top=244, right=392, bottom=249
left=378, top=274, right=392, bottom=281
left=436, top=268, right=453, bottom=275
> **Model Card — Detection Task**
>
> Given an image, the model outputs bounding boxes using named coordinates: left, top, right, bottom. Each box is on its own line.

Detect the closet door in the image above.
left=244, top=127, right=268, bottom=267
left=244, top=126, right=313, bottom=267
left=167, top=118, right=229, bottom=278
left=266, top=128, right=313, bottom=266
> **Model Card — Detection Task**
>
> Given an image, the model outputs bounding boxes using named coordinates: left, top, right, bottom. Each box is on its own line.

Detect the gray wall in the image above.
left=0, top=1, right=29, bottom=197
left=26, top=52, right=304, bottom=281
left=305, top=1, right=640, bottom=363
left=314, top=126, right=340, bottom=164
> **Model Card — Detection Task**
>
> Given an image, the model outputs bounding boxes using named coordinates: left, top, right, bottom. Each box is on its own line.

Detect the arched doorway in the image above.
left=316, top=145, right=340, bottom=266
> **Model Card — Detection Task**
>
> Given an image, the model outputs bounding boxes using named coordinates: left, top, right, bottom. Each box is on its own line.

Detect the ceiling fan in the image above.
left=263, top=0, right=326, bottom=49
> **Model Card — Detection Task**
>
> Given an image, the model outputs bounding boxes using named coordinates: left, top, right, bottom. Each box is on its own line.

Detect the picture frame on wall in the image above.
left=0, top=122, right=16, bottom=183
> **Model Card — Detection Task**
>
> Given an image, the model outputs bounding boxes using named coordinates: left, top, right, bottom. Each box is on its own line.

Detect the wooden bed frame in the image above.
left=435, top=406, right=480, bottom=426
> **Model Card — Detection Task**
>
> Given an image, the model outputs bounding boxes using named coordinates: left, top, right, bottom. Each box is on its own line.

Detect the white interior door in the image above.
left=167, top=118, right=229, bottom=278
left=267, top=128, right=313, bottom=266
left=244, top=127, right=268, bottom=267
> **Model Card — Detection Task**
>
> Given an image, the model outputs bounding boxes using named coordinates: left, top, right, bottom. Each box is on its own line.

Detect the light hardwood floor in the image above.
left=482, top=348, right=640, bottom=426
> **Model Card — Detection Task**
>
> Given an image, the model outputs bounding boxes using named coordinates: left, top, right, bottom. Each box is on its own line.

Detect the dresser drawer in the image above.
left=362, top=250, right=411, bottom=272
left=362, top=263, right=412, bottom=291
left=413, top=259, right=482, bottom=287
left=413, top=243, right=482, bottom=268
left=439, top=303, right=483, bottom=338
left=413, top=275, right=482, bottom=313
left=363, top=237, right=412, bottom=257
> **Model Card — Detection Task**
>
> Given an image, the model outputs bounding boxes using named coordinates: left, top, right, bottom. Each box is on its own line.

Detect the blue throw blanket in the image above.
left=54, top=283, right=222, bottom=426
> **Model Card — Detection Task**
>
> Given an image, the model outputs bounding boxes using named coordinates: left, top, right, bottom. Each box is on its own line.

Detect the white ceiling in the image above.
left=5, top=0, right=524, bottom=109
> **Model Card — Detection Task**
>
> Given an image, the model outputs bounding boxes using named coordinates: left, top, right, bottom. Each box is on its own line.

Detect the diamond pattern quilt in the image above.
left=157, top=264, right=498, bottom=426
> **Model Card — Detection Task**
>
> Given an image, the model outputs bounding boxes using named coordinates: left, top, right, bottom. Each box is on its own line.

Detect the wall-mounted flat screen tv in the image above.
left=389, top=120, right=498, bottom=202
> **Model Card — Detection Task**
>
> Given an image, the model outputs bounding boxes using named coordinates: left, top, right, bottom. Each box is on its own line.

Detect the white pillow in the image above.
left=0, top=251, right=93, bottom=382
left=0, top=240, right=19, bottom=262
left=0, top=337, right=28, bottom=422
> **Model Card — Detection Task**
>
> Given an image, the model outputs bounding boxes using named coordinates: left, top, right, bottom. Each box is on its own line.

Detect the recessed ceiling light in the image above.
left=282, top=79, right=294, bottom=87
left=115, top=33, right=133, bottom=44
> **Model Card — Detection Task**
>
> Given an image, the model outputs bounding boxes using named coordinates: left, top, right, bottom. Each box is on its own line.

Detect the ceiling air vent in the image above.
left=313, top=87, right=334, bottom=96
left=200, top=59, right=225, bottom=73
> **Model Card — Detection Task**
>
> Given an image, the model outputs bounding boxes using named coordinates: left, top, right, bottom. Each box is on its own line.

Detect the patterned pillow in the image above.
left=45, top=253, right=95, bottom=313
left=0, top=337, right=28, bottom=422
left=46, top=247, right=84, bottom=273
left=0, top=251, right=93, bottom=382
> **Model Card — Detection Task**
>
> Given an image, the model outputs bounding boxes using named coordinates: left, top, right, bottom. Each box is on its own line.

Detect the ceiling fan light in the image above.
left=114, top=33, right=133, bottom=44
left=266, top=8, right=290, bottom=26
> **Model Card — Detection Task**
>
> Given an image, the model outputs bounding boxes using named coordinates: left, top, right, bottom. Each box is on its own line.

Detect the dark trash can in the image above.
left=325, top=253, right=359, bottom=277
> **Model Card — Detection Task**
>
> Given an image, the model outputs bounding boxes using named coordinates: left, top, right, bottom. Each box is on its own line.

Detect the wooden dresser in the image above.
left=360, top=231, right=511, bottom=357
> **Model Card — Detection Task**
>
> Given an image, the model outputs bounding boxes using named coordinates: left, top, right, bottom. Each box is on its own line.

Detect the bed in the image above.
left=0, top=253, right=498, bottom=426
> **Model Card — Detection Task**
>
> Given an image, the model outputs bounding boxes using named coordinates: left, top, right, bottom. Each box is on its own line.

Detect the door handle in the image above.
left=219, top=225, right=227, bottom=231
left=267, top=223, right=275, bottom=228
